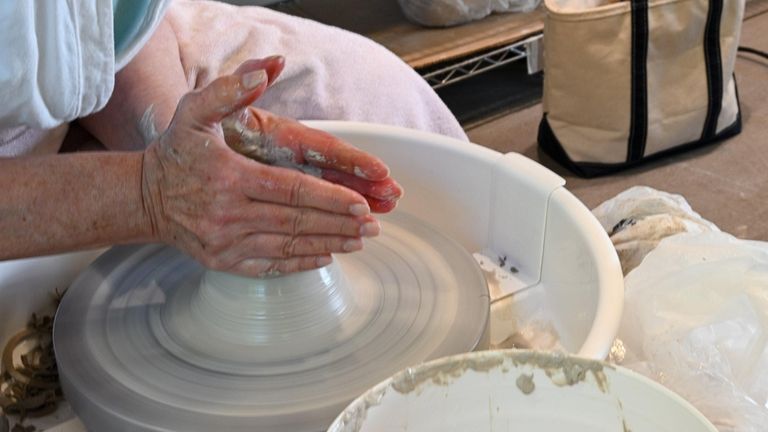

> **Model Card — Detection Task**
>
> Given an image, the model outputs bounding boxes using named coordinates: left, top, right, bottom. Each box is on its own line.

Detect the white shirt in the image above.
left=0, top=1, right=115, bottom=130
left=0, top=0, right=168, bottom=156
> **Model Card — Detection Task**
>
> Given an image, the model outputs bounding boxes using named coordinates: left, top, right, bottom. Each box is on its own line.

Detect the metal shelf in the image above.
left=420, top=33, right=543, bottom=90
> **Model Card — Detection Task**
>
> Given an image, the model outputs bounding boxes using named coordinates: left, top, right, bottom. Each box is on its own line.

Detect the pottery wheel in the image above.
left=54, top=212, right=489, bottom=431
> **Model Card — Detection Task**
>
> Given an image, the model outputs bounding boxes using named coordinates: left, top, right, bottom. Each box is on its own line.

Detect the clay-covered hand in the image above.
left=222, top=107, right=403, bottom=213
left=140, top=59, right=400, bottom=276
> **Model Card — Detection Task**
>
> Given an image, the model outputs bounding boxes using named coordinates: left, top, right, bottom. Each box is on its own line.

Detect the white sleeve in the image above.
left=0, top=1, right=115, bottom=129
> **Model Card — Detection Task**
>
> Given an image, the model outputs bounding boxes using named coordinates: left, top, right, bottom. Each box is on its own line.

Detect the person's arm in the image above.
left=2, top=61, right=402, bottom=276
left=0, top=152, right=150, bottom=258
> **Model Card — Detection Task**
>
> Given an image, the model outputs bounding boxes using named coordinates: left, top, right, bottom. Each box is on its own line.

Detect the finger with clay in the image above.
left=222, top=107, right=403, bottom=213
left=140, top=58, right=401, bottom=277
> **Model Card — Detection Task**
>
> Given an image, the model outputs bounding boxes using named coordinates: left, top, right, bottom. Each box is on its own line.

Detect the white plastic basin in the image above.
left=329, top=350, right=717, bottom=432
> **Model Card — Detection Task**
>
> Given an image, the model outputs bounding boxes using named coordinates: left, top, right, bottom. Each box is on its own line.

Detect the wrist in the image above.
left=138, top=147, right=165, bottom=243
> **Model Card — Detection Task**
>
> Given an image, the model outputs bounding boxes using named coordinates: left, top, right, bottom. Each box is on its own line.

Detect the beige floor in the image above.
left=468, top=7, right=768, bottom=240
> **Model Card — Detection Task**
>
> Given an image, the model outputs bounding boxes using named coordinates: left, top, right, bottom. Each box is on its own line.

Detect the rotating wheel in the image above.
left=54, top=212, right=489, bottom=431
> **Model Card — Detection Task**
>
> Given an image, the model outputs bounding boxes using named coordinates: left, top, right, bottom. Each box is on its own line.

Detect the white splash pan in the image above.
left=0, top=121, right=623, bottom=431
left=329, top=350, right=717, bottom=432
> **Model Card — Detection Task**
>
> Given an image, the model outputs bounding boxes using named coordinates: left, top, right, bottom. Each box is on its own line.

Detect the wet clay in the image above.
left=333, top=385, right=387, bottom=432
left=504, top=351, right=610, bottom=392
left=335, top=351, right=615, bottom=432
left=391, top=355, right=504, bottom=394
left=515, top=373, right=535, bottom=395
left=391, top=351, right=611, bottom=396
left=221, top=116, right=322, bottom=177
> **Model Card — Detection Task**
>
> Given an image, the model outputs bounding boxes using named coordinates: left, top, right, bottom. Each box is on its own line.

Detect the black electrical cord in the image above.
left=738, top=46, right=768, bottom=60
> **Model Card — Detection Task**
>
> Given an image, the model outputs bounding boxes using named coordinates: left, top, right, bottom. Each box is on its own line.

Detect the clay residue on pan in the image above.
left=519, top=351, right=610, bottom=392
left=391, top=351, right=612, bottom=396
left=515, top=373, right=535, bottom=395
left=592, top=369, right=609, bottom=393
left=331, top=385, right=387, bottom=432
left=338, top=351, right=614, bottom=431
left=391, top=355, right=505, bottom=394
left=524, top=351, right=611, bottom=387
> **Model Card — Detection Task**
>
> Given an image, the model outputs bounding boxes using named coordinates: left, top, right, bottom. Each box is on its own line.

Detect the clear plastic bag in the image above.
left=398, top=0, right=541, bottom=27
left=591, top=186, right=719, bottom=274
left=615, top=232, right=768, bottom=431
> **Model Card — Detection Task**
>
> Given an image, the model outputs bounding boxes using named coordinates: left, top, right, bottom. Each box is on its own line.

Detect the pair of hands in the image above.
left=141, top=57, right=402, bottom=276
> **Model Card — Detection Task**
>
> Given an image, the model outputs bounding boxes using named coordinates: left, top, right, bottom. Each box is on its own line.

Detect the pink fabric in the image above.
left=166, top=0, right=467, bottom=140
left=0, top=124, right=68, bottom=158
left=0, top=1, right=466, bottom=157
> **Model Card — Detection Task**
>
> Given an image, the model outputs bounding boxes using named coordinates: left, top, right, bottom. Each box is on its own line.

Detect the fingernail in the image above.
left=343, top=239, right=363, bottom=252
left=241, top=69, right=268, bottom=90
left=360, top=221, right=381, bottom=237
left=349, top=203, right=370, bottom=216
left=316, top=256, right=333, bottom=267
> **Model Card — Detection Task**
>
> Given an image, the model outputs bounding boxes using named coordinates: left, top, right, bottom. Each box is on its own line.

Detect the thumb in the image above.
left=179, top=67, right=269, bottom=126
left=233, top=56, right=286, bottom=87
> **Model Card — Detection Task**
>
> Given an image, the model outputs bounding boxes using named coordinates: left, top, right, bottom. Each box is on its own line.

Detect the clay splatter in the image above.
left=304, top=149, right=327, bottom=164
left=222, top=117, right=322, bottom=177
left=334, top=351, right=616, bottom=431
left=392, top=355, right=504, bottom=394
left=391, top=351, right=611, bottom=396
left=331, top=385, right=387, bottom=432
left=515, top=373, right=536, bottom=395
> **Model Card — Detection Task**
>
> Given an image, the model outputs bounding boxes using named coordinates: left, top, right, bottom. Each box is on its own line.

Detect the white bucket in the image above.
left=329, top=350, right=717, bottom=432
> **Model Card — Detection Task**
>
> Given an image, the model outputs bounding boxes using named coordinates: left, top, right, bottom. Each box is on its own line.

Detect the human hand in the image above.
left=140, top=59, right=400, bottom=276
left=222, top=106, right=403, bottom=213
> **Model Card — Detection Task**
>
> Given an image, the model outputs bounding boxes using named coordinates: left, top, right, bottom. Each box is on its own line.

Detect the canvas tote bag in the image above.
left=538, top=0, right=745, bottom=177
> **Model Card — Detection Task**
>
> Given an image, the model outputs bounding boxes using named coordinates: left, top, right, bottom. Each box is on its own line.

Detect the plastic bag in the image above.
left=591, top=186, right=719, bottom=274
left=398, top=0, right=541, bottom=27
left=615, top=232, right=768, bottom=431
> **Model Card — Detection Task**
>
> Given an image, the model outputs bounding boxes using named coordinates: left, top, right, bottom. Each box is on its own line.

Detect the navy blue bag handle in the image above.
left=701, top=0, right=725, bottom=140
left=626, top=0, right=649, bottom=162
left=626, top=0, right=724, bottom=162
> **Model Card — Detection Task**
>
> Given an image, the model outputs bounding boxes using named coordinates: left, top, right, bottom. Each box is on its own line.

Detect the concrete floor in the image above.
left=467, top=7, right=768, bottom=240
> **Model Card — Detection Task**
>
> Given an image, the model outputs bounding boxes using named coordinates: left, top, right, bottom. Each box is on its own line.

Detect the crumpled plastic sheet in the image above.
left=597, top=187, right=768, bottom=432
left=398, top=0, right=541, bottom=27
left=592, top=186, right=719, bottom=275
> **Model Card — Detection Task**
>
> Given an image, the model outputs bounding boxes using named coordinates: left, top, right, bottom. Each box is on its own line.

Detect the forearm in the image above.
left=0, top=152, right=152, bottom=259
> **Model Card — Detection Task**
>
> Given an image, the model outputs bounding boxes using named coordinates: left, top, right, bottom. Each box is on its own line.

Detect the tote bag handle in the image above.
left=625, top=0, right=724, bottom=162
left=627, top=0, right=649, bottom=162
